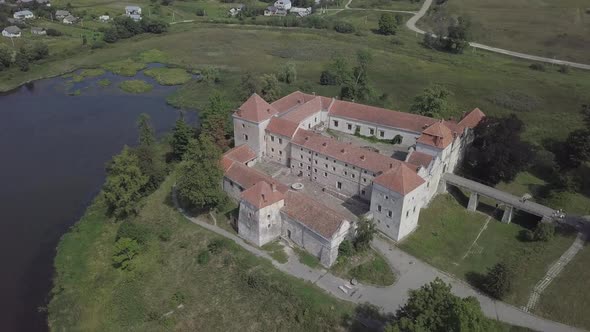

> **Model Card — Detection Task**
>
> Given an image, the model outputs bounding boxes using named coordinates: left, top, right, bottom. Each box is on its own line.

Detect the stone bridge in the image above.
left=442, top=173, right=559, bottom=223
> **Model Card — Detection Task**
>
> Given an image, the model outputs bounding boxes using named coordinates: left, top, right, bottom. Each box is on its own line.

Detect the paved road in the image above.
left=173, top=188, right=582, bottom=331
left=405, top=0, right=590, bottom=70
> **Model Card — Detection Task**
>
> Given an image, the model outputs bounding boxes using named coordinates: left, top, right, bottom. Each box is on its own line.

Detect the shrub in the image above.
left=529, top=63, right=545, bottom=71
left=338, top=240, right=354, bottom=258
left=207, top=238, right=233, bottom=254
left=195, top=8, right=206, bottom=16
left=558, top=64, right=570, bottom=74
left=533, top=222, right=555, bottom=241
left=333, top=21, right=355, bottom=34
left=319, top=70, right=337, bottom=85
left=378, top=13, right=397, bottom=35
left=112, top=237, right=141, bottom=270
left=158, top=226, right=172, bottom=241
left=353, top=218, right=377, bottom=252
left=46, top=28, right=63, bottom=36
left=116, top=222, right=150, bottom=244
left=197, top=250, right=210, bottom=264
left=390, top=38, right=404, bottom=46
left=91, top=40, right=106, bottom=49
left=482, top=263, right=513, bottom=299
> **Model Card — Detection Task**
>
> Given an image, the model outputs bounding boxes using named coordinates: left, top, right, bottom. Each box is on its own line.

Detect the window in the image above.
left=363, top=178, right=367, bottom=183
left=300, top=154, right=303, bottom=159
left=307, top=166, right=311, bottom=170
left=315, top=117, right=317, bottom=122
left=324, top=172, right=328, bottom=177
left=324, top=163, right=328, bottom=168
left=229, top=181, right=234, bottom=187
left=344, top=171, right=348, bottom=176
left=267, top=214, right=271, bottom=219
left=315, top=160, right=318, bottom=164
left=332, top=167, right=336, bottom=171
left=271, top=136, right=275, bottom=142
left=379, top=130, right=385, bottom=138
left=279, top=138, right=283, bottom=144
left=325, top=156, right=328, bottom=160
left=337, top=182, right=342, bottom=189
left=387, top=210, right=392, bottom=218
left=314, top=168, right=318, bottom=173
left=299, top=162, right=303, bottom=167
left=271, top=148, right=275, bottom=152
left=385, top=195, right=389, bottom=200
left=308, top=158, right=311, bottom=162
left=361, top=189, right=365, bottom=195
left=279, top=151, right=283, bottom=156
left=308, top=124, right=311, bottom=129
left=333, top=120, right=339, bottom=127
left=242, top=123, right=245, bottom=128
left=243, top=134, right=249, bottom=141
left=369, top=128, right=374, bottom=135
left=406, top=211, right=409, bottom=218
left=301, top=147, right=303, bottom=151
left=268, top=224, right=271, bottom=228
left=427, top=182, right=430, bottom=188
left=413, top=206, right=416, bottom=213
left=347, top=123, right=352, bottom=130
left=377, top=205, right=382, bottom=212
left=249, top=212, right=252, bottom=218
left=351, top=174, right=355, bottom=179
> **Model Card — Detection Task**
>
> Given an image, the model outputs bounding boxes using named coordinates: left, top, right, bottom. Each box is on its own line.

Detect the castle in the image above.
left=220, top=91, right=485, bottom=267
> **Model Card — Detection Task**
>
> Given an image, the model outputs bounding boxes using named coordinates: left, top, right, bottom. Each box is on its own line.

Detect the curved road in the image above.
left=405, top=0, right=590, bottom=70
left=173, top=189, right=582, bottom=332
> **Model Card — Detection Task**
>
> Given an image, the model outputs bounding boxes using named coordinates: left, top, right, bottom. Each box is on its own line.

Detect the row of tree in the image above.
left=102, top=16, right=168, bottom=43
left=0, top=42, right=49, bottom=72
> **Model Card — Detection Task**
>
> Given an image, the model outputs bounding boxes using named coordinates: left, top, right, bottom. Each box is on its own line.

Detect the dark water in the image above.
left=0, top=67, right=197, bottom=332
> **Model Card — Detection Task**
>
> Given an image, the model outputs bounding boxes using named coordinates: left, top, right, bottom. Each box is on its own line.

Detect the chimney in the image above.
left=341, top=148, right=346, bottom=154
left=360, top=155, right=365, bottom=160
left=322, top=142, right=327, bottom=147
left=261, top=193, right=266, bottom=202
left=389, top=163, right=393, bottom=168
left=271, top=182, right=276, bottom=192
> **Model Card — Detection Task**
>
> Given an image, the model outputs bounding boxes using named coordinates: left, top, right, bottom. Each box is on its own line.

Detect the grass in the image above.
left=118, top=80, right=153, bottom=94
left=535, top=243, right=590, bottom=330
left=347, top=0, right=422, bottom=11
left=293, top=246, right=322, bottom=269
left=401, top=194, right=577, bottom=308
left=261, top=241, right=289, bottom=264
left=331, top=249, right=396, bottom=286
left=420, top=0, right=590, bottom=64
left=98, top=78, right=111, bottom=87
left=48, top=175, right=355, bottom=330
left=144, top=67, right=192, bottom=85
left=102, top=59, right=147, bottom=77
left=71, top=68, right=106, bottom=82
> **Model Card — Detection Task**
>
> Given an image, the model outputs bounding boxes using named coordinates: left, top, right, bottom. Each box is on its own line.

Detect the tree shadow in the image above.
left=343, top=302, right=395, bottom=332
left=465, top=271, right=487, bottom=294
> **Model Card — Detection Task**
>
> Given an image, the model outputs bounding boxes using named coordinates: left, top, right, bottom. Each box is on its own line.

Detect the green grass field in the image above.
left=48, top=176, right=355, bottom=330
left=421, top=0, right=590, bottom=64
left=331, top=249, right=396, bottom=286
left=535, top=243, right=590, bottom=330
left=401, top=194, right=577, bottom=307
left=119, top=79, right=153, bottom=93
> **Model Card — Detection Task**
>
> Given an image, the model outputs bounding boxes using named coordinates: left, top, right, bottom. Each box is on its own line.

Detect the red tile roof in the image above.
left=291, top=129, right=407, bottom=174
left=280, top=96, right=323, bottom=124
left=265, top=117, right=300, bottom=139
left=234, top=93, right=278, bottom=123
left=328, top=99, right=438, bottom=134
left=225, top=162, right=289, bottom=193
left=221, top=156, right=235, bottom=172
left=241, top=180, right=285, bottom=209
left=282, top=190, right=348, bottom=239
left=416, top=122, right=454, bottom=149
left=406, top=151, right=434, bottom=169
left=458, top=108, right=486, bottom=129
left=373, top=163, right=425, bottom=195
left=271, top=91, right=316, bottom=113
left=223, top=144, right=257, bottom=164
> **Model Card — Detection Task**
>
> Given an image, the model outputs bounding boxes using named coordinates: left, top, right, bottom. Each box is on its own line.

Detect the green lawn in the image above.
left=48, top=176, right=355, bottom=330
left=261, top=241, right=289, bottom=264
left=348, top=0, right=422, bottom=11
left=331, top=249, right=396, bottom=286
left=401, top=194, right=577, bottom=308
left=535, top=243, right=590, bottom=330
left=144, top=67, right=192, bottom=85
left=119, top=80, right=153, bottom=93
left=293, top=246, right=322, bottom=269
left=420, top=0, right=590, bottom=64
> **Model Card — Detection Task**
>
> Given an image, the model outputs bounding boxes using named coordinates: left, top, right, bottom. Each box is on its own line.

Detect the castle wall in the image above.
left=327, top=115, right=421, bottom=146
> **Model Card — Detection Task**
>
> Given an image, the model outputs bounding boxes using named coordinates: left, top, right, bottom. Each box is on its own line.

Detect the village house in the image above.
left=274, top=0, right=292, bottom=10
left=98, top=15, right=110, bottom=22
left=125, top=6, right=141, bottom=21
left=62, top=15, right=77, bottom=24
left=55, top=10, right=70, bottom=20
left=216, top=91, right=485, bottom=267
left=13, top=10, right=34, bottom=20
left=2, top=25, right=21, bottom=38
left=31, top=27, right=47, bottom=35
left=289, top=7, right=312, bottom=17
left=264, top=6, right=287, bottom=16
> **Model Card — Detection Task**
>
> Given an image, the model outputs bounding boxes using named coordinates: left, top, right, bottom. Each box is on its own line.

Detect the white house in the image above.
left=289, top=6, right=312, bottom=17
left=62, top=15, right=77, bottom=24
left=55, top=10, right=70, bottom=19
left=273, top=0, right=291, bottom=10
left=2, top=26, right=21, bottom=38
left=31, top=27, right=47, bottom=35
left=98, top=15, right=110, bottom=22
left=14, top=10, right=34, bottom=20
left=125, top=6, right=141, bottom=16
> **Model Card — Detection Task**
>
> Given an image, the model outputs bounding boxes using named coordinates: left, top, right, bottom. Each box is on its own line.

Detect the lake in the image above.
left=0, top=67, right=197, bottom=331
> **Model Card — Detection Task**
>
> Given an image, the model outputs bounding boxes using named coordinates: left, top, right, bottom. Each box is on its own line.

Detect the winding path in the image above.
left=172, top=188, right=582, bottom=332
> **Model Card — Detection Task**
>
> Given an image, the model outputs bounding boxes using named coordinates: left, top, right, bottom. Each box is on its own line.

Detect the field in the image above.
left=420, top=0, right=590, bottom=64
left=401, top=194, right=577, bottom=308
left=331, top=249, right=396, bottom=286
left=48, top=175, right=356, bottom=331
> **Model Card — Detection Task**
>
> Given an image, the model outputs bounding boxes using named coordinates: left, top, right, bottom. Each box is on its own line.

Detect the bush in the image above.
left=116, top=221, right=150, bottom=244
left=338, top=240, right=354, bottom=258
left=533, top=222, right=555, bottom=242
left=197, top=250, right=210, bottom=264
left=158, top=226, right=172, bottom=241
left=195, top=8, right=206, bottom=16
left=112, top=237, right=141, bottom=270
left=207, top=238, right=234, bottom=254
left=91, top=40, right=106, bottom=49
left=319, top=70, right=337, bottom=85
left=558, top=64, right=570, bottom=74
left=378, top=13, right=397, bottom=35
left=333, top=21, right=355, bottom=34
left=46, top=28, right=63, bottom=36
left=353, top=218, right=377, bottom=252
left=529, top=63, right=545, bottom=71
left=482, top=263, right=513, bottom=299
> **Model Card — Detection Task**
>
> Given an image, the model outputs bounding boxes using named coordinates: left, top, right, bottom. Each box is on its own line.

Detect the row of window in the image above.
left=332, top=120, right=386, bottom=138
left=269, top=135, right=283, bottom=144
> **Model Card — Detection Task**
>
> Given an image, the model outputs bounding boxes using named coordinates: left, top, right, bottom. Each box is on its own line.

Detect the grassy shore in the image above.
left=119, top=80, right=153, bottom=94
left=48, top=176, right=355, bottom=330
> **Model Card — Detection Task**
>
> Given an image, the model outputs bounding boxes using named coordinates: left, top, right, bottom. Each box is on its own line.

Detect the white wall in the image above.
left=233, top=117, right=270, bottom=158
left=327, top=115, right=420, bottom=145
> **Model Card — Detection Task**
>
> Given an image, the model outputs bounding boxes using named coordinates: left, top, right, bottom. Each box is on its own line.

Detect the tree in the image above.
left=103, top=146, right=148, bottom=219
left=200, top=91, right=232, bottom=150
left=141, top=17, right=168, bottom=33
left=103, top=28, right=119, bottom=43
left=334, top=21, right=355, bottom=34
left=463, top=115, right=534, bottom=185
left=564, top=129, right=590, bottom=168
left=112, top=237, right=141, bottom=270
left=133, top=114, right=166, bottom=194
left=410, top=85, right=452, bottom=118
left=171, top=115, right=195, bottom=160
left=259, top=73, right=281, bottom=102
left=443, top=17, right=471, bottom=54
left=353, top=218, right=376, bottom=251
left=378, top=13, right=397, bottom=35
left=137, top=113, right=155, bottom=147
left=0, top=44, right=12, bottom=71
left=326, top=56, right=352, bottom=86
left=278, top=62, right=297, bottom=84
left=385, top=278, right=490, bottom=332
left=319, top=70, right=337, bottom=86
left=524, top=222, right=556, bottom=242
left=15, top=51, right=30, bottom=72
left=482, top=263, right=513, bottom=299
left=176, top=135, right=226, bottom=210
left=341, top=50, right=374, bottom=102
left=240, top=72, right=261, bottom=99
left=82, top=34, right=87, bottom=45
